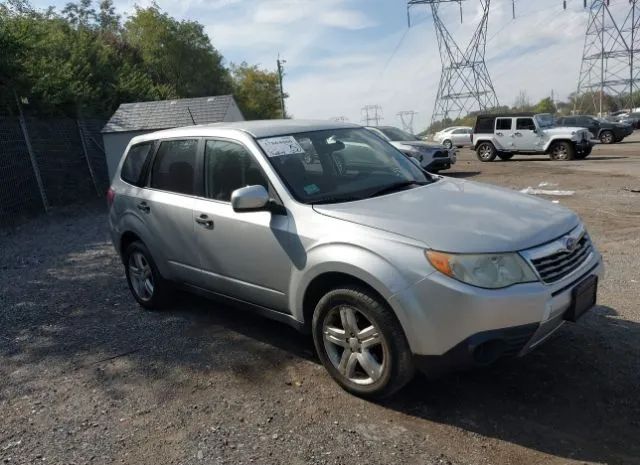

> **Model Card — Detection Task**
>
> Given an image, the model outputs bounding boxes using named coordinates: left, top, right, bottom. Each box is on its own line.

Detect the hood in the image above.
left=546, top=126, right=589, bottom=136
left=391, top=141, right=445, bottom=150
left=313, top=178, right=579, bottom=253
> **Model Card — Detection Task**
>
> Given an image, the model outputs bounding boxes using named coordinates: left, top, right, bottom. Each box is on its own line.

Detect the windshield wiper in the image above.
left=366, top=180, right=428, bottom=199
left=311, top=195, right=362, bottom=205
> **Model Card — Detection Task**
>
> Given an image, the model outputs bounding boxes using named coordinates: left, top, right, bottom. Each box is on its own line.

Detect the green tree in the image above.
left=231, top=62, right=284, bottom=119
left=534, top=97, right=557, bottom=114
left=124, top=5, right=231, bottom=99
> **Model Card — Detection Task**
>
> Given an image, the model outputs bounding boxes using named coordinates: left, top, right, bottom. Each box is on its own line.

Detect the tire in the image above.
left=548, top=141, right=575, bottom=161
left=312, top=286, right=415, bottom=399
left=476, top=142, right=497, bottom=162
left=599, top=130, right=614, bottom=144
left=123, top=241, right=173, bottom=310
left=442, top=139, right=453, bottom=149
left=497, top=153, right=514, bottom=161
left=575, top=146, right=592, bottom=160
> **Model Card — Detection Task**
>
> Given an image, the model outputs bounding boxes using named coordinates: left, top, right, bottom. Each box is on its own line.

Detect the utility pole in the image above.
left=361, top=105, right=383, bottom=126
left=407, top=0, right=499, bottom=127
left=397, top=111, right=418, bottom=133
left=571, top=0, right=640, bottom=114
left=277, top=54, right=287, bottom=119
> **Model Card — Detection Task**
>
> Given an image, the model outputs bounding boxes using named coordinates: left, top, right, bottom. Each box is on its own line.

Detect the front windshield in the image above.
left=257, top=128, right=432, bottom=204
left=535, top=113, right=555, bottom=128
left=378, top=127, right=420, bottom=141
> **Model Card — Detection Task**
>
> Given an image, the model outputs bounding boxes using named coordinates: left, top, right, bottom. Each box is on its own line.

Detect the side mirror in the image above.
left=231, top=185, right=270, bottom=212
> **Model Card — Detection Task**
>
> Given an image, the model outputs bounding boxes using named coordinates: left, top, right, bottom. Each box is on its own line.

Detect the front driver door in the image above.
left=191, top=139, right=292, bottom=312
left=512, top=117, right=541, bottom=151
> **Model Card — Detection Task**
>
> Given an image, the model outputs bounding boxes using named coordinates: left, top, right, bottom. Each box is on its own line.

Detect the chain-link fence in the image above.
left=0, top=115, right=107, bottom=227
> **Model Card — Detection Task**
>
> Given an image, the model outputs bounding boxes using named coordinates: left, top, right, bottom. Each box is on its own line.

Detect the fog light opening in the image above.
left=473, top=340, right=507, bottom=365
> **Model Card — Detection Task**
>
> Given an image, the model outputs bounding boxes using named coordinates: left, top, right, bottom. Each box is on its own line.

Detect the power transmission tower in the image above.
left=397, top=111, right=418, bottom=133
left=571, top=0, right=640, bottom=115
left=407, top=0, right=499, bottom=126
left=361, top=105, right=383, bottom=125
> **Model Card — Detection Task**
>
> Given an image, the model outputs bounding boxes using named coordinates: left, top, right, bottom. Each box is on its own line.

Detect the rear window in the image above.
left=474, top=117, right=494, bottom=133
left=120, top=142, right=153, bottom=186
left=150, top=139, right=199, bottom=195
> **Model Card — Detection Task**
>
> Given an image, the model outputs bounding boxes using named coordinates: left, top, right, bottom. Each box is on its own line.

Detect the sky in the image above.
left=29, top=0, right=616, bottom=131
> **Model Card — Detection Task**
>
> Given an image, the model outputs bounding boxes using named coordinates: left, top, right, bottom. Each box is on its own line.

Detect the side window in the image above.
left=150, top=139, right=198, bottom=195
left=452, top=129, right=464, bottom=134
left=516, top=118, right=536, bottom=131
left=496, top=118, right=512, bottom=131
left=120, top=142, right=153, bottom=186
left=564, top=117, right=576, bottom=125
left=205, top=140, right=268, bottom=202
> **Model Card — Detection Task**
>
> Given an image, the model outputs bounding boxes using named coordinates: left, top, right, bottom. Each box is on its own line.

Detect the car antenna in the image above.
left=187, top=107, right=196, bottom=125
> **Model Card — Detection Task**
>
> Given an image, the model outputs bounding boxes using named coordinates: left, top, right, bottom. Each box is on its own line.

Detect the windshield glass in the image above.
left=257, top=128, right=432, bottom=204
left=534, top=114, right=555, bottom=128
left=377, top=127, right=420, bottom=141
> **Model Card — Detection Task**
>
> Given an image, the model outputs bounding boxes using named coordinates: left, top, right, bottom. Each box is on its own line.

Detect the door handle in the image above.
left=195, top=214, right=214, bottom=229
left=514, top=132, right=522, bottom=136
left=137, top=201, right=150, bottom=213
left=496, top=132, right=503, bottom=136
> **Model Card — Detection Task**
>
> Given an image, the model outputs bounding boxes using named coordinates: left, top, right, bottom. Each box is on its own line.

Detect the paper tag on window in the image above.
left=258, top=136, right=305, bottom=158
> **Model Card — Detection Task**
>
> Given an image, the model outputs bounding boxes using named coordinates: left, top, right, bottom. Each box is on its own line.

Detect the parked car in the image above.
left=617, top=112, right=640, bottom=129
left=432, top=126, right=473, bottom=149
left=365, top=126, right=456, bottom=172
left=108, top=120, right=603, bottom=398
left=473, top=113, right=593, bottom=161
left=555, top=115, right=632, bottom=144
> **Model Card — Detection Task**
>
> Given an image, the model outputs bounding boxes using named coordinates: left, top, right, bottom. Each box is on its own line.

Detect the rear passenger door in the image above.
left=140, top=138, right=202, bottom=282
left=494, top=117, right=514, bottom=149
left=191, top=139, right=292, bottom=312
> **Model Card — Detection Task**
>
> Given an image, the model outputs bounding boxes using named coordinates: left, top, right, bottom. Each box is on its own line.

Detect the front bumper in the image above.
left=388, top=248, right=604, bottom=374
left=424, top=150, right=456, bottom=171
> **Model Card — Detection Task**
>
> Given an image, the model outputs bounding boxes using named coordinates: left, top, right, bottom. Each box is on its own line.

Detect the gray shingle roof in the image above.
left=102, top=95, right=239, bottom=133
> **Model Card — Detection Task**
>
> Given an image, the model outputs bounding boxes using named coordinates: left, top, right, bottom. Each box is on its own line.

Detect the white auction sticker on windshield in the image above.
left=258, top=136, right=305, bottom=158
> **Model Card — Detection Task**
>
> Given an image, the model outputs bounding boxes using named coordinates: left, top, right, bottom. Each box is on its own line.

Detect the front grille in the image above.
left=433, top=150, right=448, bottom=158
left=530, top=234, right=593, bottom=283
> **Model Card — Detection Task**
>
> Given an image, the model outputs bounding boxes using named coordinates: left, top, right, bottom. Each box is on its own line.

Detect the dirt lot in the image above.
left=1, top=135, right=639, bottom=465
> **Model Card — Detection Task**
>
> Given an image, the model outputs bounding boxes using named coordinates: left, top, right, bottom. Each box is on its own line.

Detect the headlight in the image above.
left=425, top=250, right=539, bottom=289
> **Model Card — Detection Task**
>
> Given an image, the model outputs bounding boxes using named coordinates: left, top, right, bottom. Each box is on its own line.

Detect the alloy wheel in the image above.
left=552, top=144, right=569, bottom=160
left=478, top=144, right=493, bottom=160
left=443, top=140, right=452, bottom=149
left=128, top=251, right=154, bottom=301
left=322, top=306, right=386, bottom=385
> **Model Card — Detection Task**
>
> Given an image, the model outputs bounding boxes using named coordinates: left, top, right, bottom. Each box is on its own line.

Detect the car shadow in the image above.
left=441, top=171, right=482, bottom=178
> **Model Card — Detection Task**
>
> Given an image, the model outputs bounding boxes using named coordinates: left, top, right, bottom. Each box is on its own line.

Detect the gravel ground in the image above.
left=1, top=136, right=639, bottom=465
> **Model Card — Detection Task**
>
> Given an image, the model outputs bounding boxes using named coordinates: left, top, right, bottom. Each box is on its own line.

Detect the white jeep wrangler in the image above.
left=472, top=113, right=593, bottom=161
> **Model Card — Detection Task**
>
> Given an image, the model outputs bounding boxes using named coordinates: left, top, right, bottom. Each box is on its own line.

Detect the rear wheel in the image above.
left=549, top=141, right=575, bottom=161
left=497, top=153, right=514, bottom=161
left=476, top=142, right=497, bottom=162
left=124, top=241, right=172, bottom=310
left=312, top=286, right=414, bottom=399
left=599, top=130, right=614, bottom=144
left=575, top=146, right=593, bottom=160
left=442, top=139, right=453, bottom=149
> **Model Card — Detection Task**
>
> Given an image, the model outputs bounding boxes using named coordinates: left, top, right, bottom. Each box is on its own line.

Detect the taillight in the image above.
left=106, top=187, right=115, bottom=207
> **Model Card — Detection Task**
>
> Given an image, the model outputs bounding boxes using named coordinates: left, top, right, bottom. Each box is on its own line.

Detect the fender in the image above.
left=116, top=210, right=173, bottom=279
left=542, top=137, right=574, bottom=152
left=289, top=242, right=415, bottom=323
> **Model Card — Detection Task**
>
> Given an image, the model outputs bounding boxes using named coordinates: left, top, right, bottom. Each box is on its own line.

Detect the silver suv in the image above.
left=108, top=120, right=603, bottom=398
left=473, top=113, right=593, bottom=161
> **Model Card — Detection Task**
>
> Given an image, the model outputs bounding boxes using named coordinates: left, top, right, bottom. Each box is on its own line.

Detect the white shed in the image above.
left=101, top=95, right=245, bottom=180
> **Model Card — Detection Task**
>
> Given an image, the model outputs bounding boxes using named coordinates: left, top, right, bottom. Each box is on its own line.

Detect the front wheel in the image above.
left=476, top=142, right=497, bottom=162
left=599, top=130, right=614, bottom=144
left=549, top=141, right=575, bottom=161
left=312, top=286, right=415, bottom=399
left=442, top=139, right=453, bottom=149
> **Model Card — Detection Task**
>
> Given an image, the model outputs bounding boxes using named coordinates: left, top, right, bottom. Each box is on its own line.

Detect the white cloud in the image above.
left=319, top=9, right=377, bottom=30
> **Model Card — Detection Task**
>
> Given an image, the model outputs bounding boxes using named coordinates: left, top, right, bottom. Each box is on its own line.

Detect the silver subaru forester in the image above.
left=108, top=120, right=604, bottom=398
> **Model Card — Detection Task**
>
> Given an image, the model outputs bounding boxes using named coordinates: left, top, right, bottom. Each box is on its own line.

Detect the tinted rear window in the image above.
left=474, top=117, right=494, bottom=133
left=496, top=118, right=512, bottom=130
left=121, top=142, right=153, bottom=186
left=150, top=139, right=199, bottom=195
